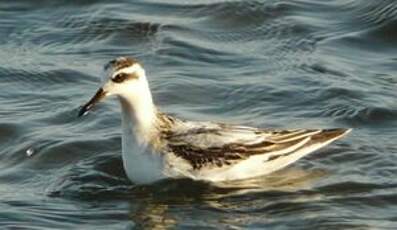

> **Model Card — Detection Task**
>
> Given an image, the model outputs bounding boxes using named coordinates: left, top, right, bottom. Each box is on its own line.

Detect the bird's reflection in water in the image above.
left=129, top=167, right=327, bottom=229
left=130, top=203, right=176, bottom=230
left=213, top=167, right=327, bottom=194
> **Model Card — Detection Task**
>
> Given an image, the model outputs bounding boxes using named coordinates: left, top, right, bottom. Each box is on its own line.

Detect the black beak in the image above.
left=78, top=88, right=107, bottom=117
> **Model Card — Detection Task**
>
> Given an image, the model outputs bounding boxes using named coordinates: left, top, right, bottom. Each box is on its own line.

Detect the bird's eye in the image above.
left=112, top=73, right=127, bottom=83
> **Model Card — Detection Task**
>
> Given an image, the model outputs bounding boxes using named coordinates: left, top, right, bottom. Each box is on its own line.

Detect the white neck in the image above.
left=118, top=80, right=157, bottom=144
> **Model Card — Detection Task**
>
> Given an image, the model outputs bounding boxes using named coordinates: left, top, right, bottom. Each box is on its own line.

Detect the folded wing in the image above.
left=163, top=121, right=349, bottom=171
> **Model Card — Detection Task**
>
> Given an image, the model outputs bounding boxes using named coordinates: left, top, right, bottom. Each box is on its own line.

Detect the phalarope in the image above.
left=78, top=57, right=351, bottom=184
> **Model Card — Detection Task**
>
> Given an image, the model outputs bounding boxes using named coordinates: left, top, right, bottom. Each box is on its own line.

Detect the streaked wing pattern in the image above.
left=164, top=124, right=346, bottom=170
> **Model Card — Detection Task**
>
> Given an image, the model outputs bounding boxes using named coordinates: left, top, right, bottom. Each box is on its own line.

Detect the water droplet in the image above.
left=26, top=147, right=35, bottom=157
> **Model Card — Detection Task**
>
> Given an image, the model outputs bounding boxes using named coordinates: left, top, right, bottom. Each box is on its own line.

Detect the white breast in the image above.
left=119, top=99, right=166, bottom=184
left=121, top=130, right=166, bottom=184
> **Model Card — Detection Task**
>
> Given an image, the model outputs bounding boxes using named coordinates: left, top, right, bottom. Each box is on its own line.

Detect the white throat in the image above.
left=117, top=75, right=165, bottom=184
left=118, top=78, right=157, bottom=143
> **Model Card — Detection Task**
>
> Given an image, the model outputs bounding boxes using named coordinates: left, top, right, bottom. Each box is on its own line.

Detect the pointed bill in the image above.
left=78, top=88, right=107, bottom=117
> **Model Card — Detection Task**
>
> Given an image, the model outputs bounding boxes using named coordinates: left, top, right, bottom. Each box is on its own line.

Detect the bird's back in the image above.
left=156, top=114, right=351, bottom=181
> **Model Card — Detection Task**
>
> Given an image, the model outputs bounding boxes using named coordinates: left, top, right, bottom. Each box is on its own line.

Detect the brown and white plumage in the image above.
left=79, top=57, right=351, bottom=184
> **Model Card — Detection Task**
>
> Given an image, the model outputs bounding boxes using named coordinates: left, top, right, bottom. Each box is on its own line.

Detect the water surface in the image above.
left=1, top=0, right=397, bottom=229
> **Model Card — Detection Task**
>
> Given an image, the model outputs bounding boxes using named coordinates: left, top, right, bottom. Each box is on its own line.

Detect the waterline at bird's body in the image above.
left=78, top=57, right=351, bottom=184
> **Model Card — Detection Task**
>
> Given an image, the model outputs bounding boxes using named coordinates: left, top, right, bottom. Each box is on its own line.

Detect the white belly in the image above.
left=121, top=121, right=167, bottom=184
left=122, top=143, right=166, bottom=184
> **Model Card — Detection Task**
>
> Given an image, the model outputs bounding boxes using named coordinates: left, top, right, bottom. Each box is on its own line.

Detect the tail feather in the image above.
left=310, top=128, right=351, bottom=145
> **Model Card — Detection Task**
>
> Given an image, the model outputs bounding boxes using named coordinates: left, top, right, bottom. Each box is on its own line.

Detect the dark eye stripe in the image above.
left=111, top=72, right=139, bottom=83
left=112, top=73, right=128, bottom=83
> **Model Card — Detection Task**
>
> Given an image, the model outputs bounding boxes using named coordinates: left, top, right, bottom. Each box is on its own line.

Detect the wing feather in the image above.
left=163, top=121, right=325, bottom=170
left=157, top=113, right=349, bottom=172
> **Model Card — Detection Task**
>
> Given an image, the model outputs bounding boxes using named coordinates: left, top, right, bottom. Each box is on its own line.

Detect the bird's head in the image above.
left=78, top=57, right=149, bottom=117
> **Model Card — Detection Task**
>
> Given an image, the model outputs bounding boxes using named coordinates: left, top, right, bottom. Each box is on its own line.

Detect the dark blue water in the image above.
left=1, top=0, right=397, bottom=229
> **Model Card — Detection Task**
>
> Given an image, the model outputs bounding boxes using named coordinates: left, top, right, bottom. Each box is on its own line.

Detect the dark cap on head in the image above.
left=104, top=57, right=139, bottom=71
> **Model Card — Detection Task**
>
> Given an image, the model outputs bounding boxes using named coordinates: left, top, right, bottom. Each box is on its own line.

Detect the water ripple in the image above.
left=1, top=0, right=397, bottom=229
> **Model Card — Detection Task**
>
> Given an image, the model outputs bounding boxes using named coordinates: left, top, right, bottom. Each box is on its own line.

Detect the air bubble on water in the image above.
left=26, top=147, right=35, bottom=157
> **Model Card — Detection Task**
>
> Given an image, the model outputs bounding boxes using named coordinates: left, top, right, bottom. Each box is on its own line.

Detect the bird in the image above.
left=78, top=57, right=351, bottom=184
